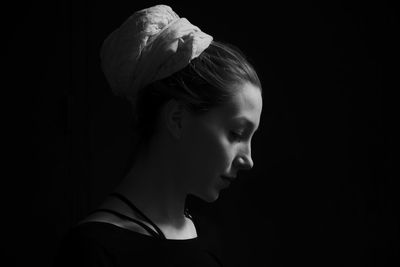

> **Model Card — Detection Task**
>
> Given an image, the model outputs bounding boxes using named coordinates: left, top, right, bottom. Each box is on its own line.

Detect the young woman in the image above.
left=54, top=5, right=263, bottom=267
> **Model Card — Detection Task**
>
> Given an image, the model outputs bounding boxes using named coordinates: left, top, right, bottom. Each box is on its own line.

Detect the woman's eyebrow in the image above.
left=232, top=117, right=257, bottom=131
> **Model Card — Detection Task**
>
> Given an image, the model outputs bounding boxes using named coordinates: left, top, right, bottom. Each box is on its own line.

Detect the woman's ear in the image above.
left=163, top=99, right=187, bottom=140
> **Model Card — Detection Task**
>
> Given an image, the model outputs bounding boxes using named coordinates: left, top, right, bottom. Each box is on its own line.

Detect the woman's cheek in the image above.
left=214, top=134, right=233, bottom=167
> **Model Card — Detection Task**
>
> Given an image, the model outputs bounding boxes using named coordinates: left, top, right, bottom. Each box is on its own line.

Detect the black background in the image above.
left=6, top=0, right=399, bottom=266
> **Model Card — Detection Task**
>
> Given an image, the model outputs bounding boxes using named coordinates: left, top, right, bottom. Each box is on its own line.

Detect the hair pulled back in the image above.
left=126, top=40, right=262, bottom=167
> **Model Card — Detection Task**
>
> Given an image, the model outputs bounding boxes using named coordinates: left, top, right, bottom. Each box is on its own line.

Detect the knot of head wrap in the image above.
left=100, top=5, right=213, bottom=101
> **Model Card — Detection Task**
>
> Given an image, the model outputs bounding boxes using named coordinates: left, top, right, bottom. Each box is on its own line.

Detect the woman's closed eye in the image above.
left=229, top=131, right=245, bottom=142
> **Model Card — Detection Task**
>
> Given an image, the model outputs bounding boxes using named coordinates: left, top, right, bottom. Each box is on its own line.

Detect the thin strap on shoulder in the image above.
left=184, top=208, right=192, bottom=219
left=184, top=208, right=200, bottom=237
left=92, top=208, right=163, bottom=239
left=109, top=192, right=166, bottom=239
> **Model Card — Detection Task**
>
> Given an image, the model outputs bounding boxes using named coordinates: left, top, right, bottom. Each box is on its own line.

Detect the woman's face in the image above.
left=179, top=82, right=263, bottom=202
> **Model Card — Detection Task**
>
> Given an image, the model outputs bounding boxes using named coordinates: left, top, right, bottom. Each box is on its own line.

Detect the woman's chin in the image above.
left=197, top=189, right=222, bottom=203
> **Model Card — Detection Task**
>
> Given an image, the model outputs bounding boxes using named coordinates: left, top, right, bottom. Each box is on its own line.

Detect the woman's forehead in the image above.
left=201, top=82, right=262, bottom=127
left=221, top=84, right=262, bottom=120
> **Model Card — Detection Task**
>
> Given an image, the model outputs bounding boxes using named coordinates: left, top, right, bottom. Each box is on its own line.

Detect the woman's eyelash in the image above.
left=230, top=131, right=244, bottom=141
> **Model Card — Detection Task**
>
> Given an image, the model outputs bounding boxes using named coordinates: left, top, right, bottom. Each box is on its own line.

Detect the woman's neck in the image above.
left=113, top=144, right=189, bottom=230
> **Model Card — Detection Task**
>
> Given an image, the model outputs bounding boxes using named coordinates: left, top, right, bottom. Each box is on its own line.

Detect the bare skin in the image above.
left=80, top=82, right=263, bottom=240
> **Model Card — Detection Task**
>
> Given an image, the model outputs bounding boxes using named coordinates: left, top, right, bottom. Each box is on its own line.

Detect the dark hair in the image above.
left=125, top=40, right=262, bottom=170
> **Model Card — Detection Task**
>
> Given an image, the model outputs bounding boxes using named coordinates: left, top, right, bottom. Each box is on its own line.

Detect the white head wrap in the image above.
left=100, top=5, right=213, bottom=101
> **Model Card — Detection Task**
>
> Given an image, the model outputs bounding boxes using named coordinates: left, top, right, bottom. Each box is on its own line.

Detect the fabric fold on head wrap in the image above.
left=100, top=5, right=213, bottom=101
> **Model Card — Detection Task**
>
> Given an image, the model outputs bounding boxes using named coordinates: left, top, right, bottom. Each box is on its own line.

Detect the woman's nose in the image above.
left=235, top=152, right=254, bottom=170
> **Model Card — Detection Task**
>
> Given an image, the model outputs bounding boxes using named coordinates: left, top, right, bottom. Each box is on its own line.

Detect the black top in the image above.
left=53, top=193, right=224, bottom=267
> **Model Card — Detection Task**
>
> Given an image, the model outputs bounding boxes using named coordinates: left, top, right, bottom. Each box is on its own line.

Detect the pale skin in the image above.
left=81, top=81, right=263, bottom=240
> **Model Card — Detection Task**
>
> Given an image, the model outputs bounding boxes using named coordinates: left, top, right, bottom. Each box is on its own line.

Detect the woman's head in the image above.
left=130, top=40, right=262, bottom=159
left=101, top=5, right=263, bottom=201
left=125, top=41, right=263, bottom=202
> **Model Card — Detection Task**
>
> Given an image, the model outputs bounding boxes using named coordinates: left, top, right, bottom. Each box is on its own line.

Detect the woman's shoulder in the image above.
left=53, top=221, right=156, bottom=267
left=62, top=220, right=153, bottom=248
left=78, top=210, right=154, bottom=237
left=57, top=222, right=130, bottom=254
left=53, top=213, right=224, bottom=267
